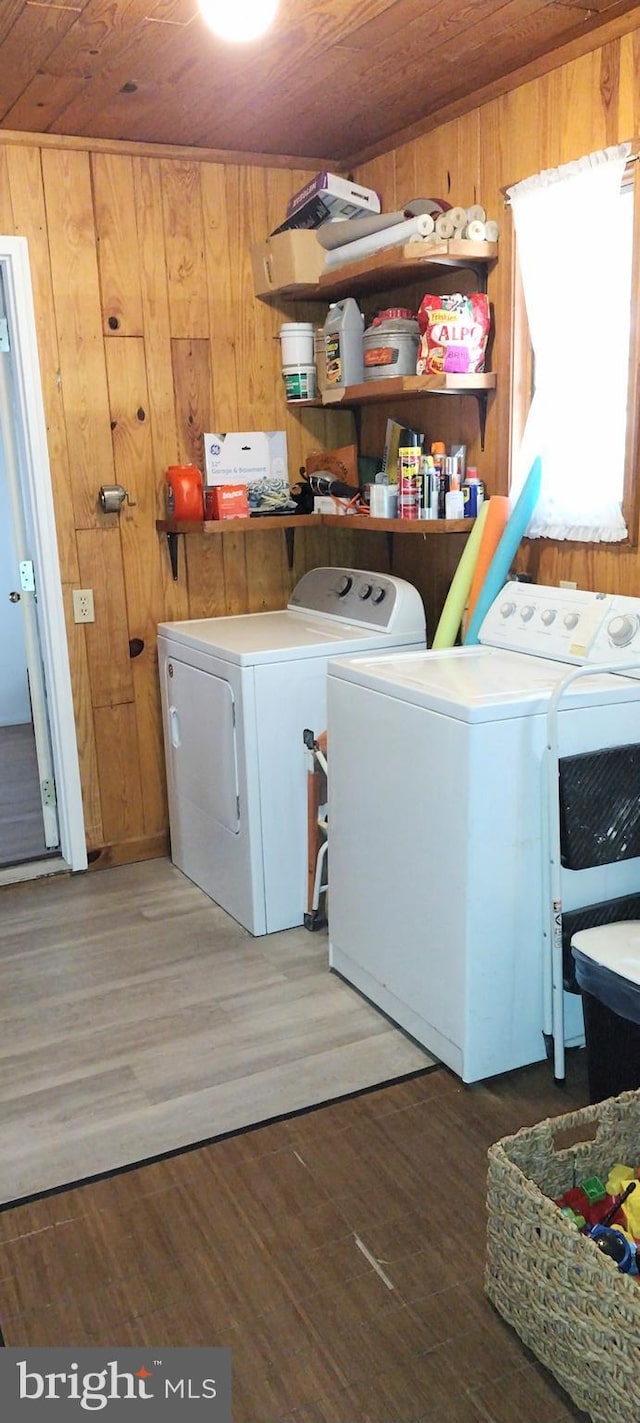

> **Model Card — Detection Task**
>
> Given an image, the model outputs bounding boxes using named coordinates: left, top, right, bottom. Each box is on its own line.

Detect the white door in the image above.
left=166, top=658, right=240, bottom=835
left=0, top=238, right=86, bottom=877
left=0, top=272, right=58, bottom=849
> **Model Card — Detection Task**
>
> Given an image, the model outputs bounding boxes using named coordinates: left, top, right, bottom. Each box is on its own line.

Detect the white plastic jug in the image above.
left=323, top=298, right=364, bottom=388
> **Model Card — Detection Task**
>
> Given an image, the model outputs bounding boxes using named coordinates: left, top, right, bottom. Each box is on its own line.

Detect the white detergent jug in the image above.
left=323, top=298, right=364, bottom=388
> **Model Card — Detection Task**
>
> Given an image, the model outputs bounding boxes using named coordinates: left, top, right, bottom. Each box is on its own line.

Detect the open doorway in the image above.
left=0, top=237, right=86, bottom=883
left=0, top=435, right=54, bottom=867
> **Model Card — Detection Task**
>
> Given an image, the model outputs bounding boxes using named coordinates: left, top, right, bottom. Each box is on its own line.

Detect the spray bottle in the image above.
left=397, top=429, right=422, bottom=520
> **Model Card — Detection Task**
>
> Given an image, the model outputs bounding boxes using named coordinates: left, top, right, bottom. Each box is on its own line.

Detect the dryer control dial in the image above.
left=371, top=586, right=386, bottom=605
left=336, top=575, right=353, bottom=598
left=608, top=613, right=640, bottom=647
left=520, top=605, right=535, bottom=622
left=358, top=583, right=372, bottom=600
left=500, top=601, right=516, bottom=618
left=564, top=613, right=579, bottom=630
left=541, top=609, right=556, bottom=626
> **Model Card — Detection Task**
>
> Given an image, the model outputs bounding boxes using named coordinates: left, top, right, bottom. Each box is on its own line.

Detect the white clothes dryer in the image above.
left=158, top=567, right=426, bottom=936
left=327, top=582, right=640, bottom=1082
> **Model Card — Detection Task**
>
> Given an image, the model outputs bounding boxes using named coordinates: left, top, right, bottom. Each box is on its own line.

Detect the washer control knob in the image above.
left=520, top=605, right=535, bottom=622
left=500, top=602, right=516, bottom=618
left=608, top=613, right=639, bottom=647
left=371, top=586, right=386, bottom=605
left=358, top=583, right=372, bottom=600
left=541, top=609, right=556, bottom=626
left=336, top=575, right=353, bottom=597
left=564, top=613, right=579, bottom=630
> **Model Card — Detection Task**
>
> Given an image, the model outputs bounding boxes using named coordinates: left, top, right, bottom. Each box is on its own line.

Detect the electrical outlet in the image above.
left=72, top=588, right=95, bottom=623
left=559, top=581, right=578, bottom=590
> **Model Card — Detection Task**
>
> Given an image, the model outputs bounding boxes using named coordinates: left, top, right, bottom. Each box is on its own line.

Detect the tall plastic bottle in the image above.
left=323, top=298, right=364, bottom=388
left=431, top=441, right=447, bottom=519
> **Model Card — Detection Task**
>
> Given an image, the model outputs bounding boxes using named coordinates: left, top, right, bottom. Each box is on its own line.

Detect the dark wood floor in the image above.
left=0, top=1055, right=592, bottom=1422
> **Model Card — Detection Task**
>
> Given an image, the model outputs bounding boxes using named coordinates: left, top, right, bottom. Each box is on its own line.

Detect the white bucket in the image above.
left=283, top=363, right=317, bottom=401
left=279, top=322, right=314, bottom=368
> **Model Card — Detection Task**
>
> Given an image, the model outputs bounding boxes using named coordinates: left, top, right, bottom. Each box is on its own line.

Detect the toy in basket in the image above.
left=486, top=1089, right=640, bottom=1423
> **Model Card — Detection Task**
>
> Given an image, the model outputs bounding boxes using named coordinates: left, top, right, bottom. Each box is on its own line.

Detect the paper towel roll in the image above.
left=324, top=213, right=435, bottom=269
left=466, top=204, right=486, bottom=223
left=484, top=219, right=500, bottom=242
left=99, top=483, right=128, bottom=513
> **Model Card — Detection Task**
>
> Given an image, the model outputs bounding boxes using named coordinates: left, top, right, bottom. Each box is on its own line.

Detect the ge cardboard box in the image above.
left=203, top=432, right=289, bottom=512
left=251, top=230, right=325, bottom=296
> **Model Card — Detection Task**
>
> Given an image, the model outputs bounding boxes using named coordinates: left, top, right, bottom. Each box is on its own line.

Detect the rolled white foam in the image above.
left=434, top=213, right=455, bottom=240
left=448, top=206, right=467, bottom=230
left=465, top=219, right=487, bottom=241
left=324, top=212, right=435, bottom=268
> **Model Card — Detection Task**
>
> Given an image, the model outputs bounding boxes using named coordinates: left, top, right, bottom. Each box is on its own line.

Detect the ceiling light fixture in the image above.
left=198, top=0, right=279, bottom=43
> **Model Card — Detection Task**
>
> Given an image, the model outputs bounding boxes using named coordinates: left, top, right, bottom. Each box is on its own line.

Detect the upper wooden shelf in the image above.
left=267, top=240, right=498, bottom=302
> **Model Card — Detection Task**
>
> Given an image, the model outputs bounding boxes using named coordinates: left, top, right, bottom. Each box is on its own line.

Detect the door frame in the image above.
left=1, top=235, right=86, bottom=873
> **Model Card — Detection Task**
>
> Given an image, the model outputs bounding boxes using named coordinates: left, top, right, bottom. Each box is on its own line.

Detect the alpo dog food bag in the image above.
left=417, top=293, right=490, bottom=375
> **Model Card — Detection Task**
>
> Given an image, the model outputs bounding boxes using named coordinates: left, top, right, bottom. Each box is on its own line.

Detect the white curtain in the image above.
left=508, top=143, right=632, bottom=541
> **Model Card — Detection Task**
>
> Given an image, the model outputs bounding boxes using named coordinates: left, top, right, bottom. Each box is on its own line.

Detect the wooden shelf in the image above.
left=157, top=514, right=471, bottom=537
left=156, top=515, right=317, bottom=535
left=290, top=371, right=497, bottom=449
left=158, top=511, right=475, bottom=580
left=264, top=239, right=497, bottom=447
left=265, top=240, right=498, bottom=302
left=321, top=516, right=472, bottom=534
left=320, top=372, right=496, bottom=406
left=157, top=514, right=317, bottom=579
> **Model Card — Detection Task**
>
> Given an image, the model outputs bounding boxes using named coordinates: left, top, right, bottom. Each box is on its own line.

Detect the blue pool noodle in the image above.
left=463, top=457, right=543, bottom=645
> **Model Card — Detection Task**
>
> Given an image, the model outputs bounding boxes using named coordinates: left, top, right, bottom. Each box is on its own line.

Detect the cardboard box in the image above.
left=205, top=485, right=250, bottom=520
left=271, top=172, right=381, bottom=233
left=251, top=230, right=326, bottom=296
left=203, top=431, right=289, bottom=512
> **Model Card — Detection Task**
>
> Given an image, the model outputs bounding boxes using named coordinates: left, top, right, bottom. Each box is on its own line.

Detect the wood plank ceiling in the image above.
left=0, top=0, right=638, bottom=165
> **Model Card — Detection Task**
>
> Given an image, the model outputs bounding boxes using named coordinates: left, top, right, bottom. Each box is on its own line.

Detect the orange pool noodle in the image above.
left=465, top=495, right=511, bottom=628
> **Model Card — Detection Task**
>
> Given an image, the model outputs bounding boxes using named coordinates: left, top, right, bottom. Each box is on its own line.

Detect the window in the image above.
left=508, top=144, right=637, bottom=542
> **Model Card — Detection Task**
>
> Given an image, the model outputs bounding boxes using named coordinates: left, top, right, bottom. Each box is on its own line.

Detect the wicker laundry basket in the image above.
left=486, top=1090, right=640, bottom=1423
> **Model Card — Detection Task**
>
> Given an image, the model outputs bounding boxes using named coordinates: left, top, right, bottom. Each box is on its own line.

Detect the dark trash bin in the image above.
left=572, top=921, right=640, bottom=1103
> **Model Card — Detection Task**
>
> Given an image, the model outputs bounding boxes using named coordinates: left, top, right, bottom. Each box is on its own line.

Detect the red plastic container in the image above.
left=166, top=465, right=203, bottom=520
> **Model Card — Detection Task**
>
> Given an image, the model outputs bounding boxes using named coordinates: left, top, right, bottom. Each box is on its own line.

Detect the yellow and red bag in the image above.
left=417, top=293, right=490, bottom=375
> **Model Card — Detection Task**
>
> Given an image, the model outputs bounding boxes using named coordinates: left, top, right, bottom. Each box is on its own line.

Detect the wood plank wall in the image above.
left=5, top=18, right=639, bottom=868
left=0, top=140, right=358, bottom=866
left=355, top=23, right=640, bottom=596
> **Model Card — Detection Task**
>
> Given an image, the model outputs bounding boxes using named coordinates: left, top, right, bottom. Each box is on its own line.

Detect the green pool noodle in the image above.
left=431, top=500, right=490, bottom=649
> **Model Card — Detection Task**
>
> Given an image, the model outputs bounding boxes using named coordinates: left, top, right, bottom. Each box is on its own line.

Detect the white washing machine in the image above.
left=158, top=567, right=426, bottom=936
left=327, top=582, right=640, bottom=1083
